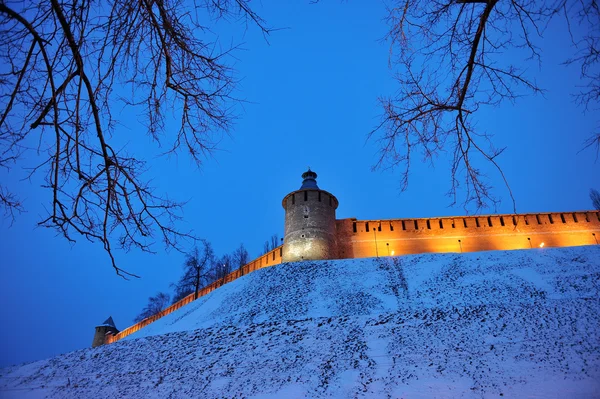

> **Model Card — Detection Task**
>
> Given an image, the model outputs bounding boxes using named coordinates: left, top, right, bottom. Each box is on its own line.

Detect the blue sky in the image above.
left=0, top=1, right=597, bottom=367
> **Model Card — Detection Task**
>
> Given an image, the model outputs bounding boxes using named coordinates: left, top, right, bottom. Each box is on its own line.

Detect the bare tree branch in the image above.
left=172, top=240, right=214, bottom=301
left=0, top=0, right=270, bottom=277
left=591, top=188, right=600, bottom=211
left=562, top=0, right=600, bottom=156
left=134, top=291, right=170, bottom=323
left=372, top=0, right=598, bottom=211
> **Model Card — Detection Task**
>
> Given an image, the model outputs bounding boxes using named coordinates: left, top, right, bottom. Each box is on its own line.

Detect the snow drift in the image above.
left=1, top=246, right=599, bottom=398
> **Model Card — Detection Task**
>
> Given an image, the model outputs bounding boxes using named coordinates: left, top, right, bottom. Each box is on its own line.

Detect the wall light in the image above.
left=539, top=242, right=545, bottom=248
left=391, top=250, right=395, bottom=256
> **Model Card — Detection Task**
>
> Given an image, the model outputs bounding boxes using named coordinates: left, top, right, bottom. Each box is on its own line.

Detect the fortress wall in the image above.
left=106, top=245, right=284, bottom=344
left=337, top=211, right=600, bottom=259
left=104, top=211, right=600, bottom=345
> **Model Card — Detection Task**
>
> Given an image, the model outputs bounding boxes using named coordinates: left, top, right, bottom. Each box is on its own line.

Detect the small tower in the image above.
left=282, top=169, right=339, bottom=262
left=91, top=316, right=119, bottom=348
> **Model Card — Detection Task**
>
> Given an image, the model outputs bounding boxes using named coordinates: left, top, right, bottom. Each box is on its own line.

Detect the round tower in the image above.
left=91, top=316, right=119, bottom=347
left=282, top=169, right=339, bottom=262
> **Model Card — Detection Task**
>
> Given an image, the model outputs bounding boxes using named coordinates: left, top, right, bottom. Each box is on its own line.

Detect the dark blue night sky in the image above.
left=0, top=1, right=597, bottom=367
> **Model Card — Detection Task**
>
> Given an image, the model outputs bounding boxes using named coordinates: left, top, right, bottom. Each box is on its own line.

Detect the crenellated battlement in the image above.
left=94, top=169, right=600, bottom=347
left=105, top=245, right=284, bottom=344
left=337, top=211, right=600, bottom=259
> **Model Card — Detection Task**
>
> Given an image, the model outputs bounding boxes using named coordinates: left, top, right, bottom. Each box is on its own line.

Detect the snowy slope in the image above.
left=1, top=246, right=599, bottom=398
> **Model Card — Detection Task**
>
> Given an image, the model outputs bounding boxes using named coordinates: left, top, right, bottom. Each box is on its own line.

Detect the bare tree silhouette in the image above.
left=134, top=291, right=170, bottom=323
left=371, top=0, right=599, bottom=211
left=262, top=233, right=279, bottom=255
left=172, top=240, right=215, bottom=301
left=591, top=189, right=600, bottom=211
left=0, top=0, right=270, bottom=277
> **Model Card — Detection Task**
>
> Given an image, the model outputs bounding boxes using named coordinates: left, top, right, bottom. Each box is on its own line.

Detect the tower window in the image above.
left=353, top=222, right=357, bottom=233
left=439, top=220, right=444, bottom=229
left=475, top=218, right=480, bottom=228
left=292, top=194, right=295, bottom=205
left=487, top=217, right=493, bottom=227
left=548, top=214, right=554, bottom=224
left=536, top=214, right=541, bottom=224
left=426, top=220, right=431, bottom=229
left=318, top=192, right=321, bottom=202
left=273, top=252, right=276, bottom=260
left=304, top=191, right=308, bottom=201
left=524, top=216, right=529, bottom=225
left=585, top=213, right=590, bottom=222
left=414, top=220, right=419, bottom=229
left=365, top=222, right=370, bottom=232
left=512, top=216, right=517, bottom=225
left=401, top=220, right=406, bottom=230
left=463, top=219, right=468, bottom=228
left=390, top=222, right=394, bottom=231
left=378, top=223, right=381, bottom=232
left=500, top=216, right=505, bottom=226
left=451, top=220, right=455, bottom=228
left=573, top=213, right=578, bottom=222
left=560, top=213, right=566, bottom=223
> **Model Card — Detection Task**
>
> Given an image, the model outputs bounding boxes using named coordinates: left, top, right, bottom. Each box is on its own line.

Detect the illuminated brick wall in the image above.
left=104, top=245, right=284, bottom=345
left=336, top=211, right=600, bottom=259
left=100, top=210, right=599, bottom=347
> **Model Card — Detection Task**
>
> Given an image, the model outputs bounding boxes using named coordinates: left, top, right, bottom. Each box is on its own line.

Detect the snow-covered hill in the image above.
left=1, top=246, right=600, bottom=398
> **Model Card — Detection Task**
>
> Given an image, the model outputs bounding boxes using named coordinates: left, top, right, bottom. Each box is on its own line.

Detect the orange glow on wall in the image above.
left=336, top=211, right=600, bottom=260
left=102, top=210, right=599, bottom=346
left=105, top=245, right=284, bottom=345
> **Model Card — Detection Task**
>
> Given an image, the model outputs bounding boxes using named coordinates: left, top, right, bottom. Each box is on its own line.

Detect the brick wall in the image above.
left=337, top=211, right=600, bottom=259
left=105, top=245, right=284, bottom=344
left=102, top=210, right=600, bottom=346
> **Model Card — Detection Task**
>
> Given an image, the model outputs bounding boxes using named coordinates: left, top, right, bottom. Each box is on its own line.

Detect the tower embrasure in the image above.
left=282, top=169, right=339, bottom=262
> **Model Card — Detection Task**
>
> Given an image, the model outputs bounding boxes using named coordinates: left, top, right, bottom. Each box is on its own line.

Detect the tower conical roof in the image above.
left=98, top=316, right=117, bottom=329
left=299, top=168, right=319, bottom=190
